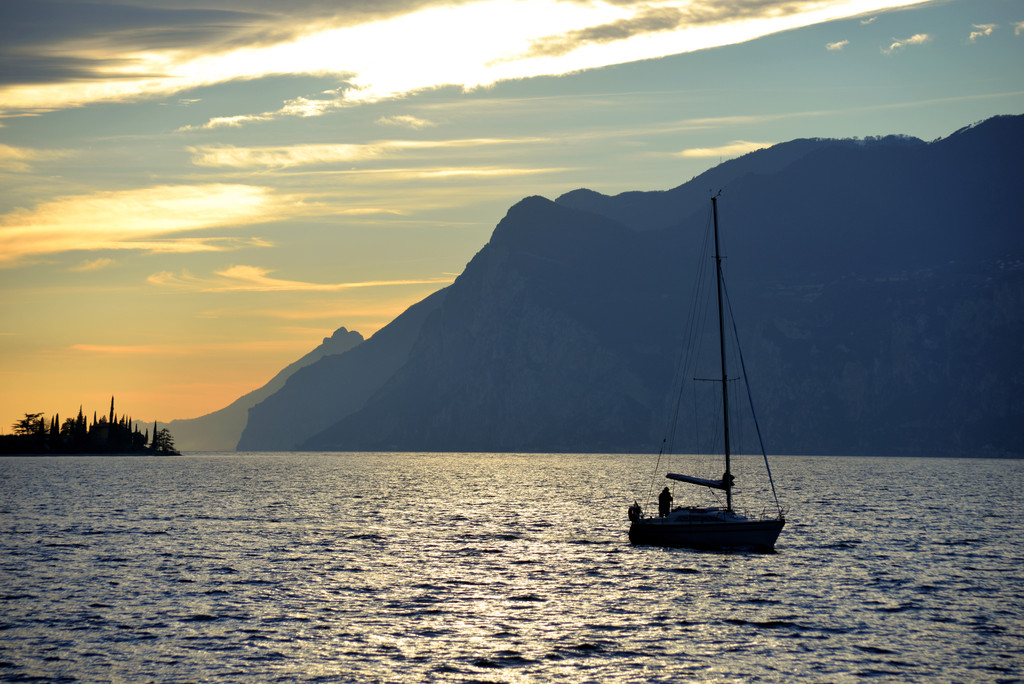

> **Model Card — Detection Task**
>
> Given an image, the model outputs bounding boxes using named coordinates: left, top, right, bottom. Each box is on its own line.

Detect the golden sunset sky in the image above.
left=2, top=0, right=1022, bottom=431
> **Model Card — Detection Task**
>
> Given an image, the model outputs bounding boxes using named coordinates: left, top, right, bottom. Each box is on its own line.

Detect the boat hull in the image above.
left=629, top=516, right=785, bottom=551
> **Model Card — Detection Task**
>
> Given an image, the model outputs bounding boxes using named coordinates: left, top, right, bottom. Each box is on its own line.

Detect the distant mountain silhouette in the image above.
left=236, top=114, right=1024, bottom=457
left=168, top=327, right=363, bottom=450
left=236, top=292, right=445, bottom=451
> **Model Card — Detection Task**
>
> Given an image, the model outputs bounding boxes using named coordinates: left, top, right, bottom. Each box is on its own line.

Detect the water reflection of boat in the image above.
left=628, top=195, right=785, bottom=551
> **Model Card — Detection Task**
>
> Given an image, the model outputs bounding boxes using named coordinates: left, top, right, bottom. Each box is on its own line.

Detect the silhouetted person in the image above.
left=658, top=486, right=673, bottom=517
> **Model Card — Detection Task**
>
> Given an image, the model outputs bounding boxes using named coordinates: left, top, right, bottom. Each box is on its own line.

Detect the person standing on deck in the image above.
left=658, top=487, right=673, bottom=517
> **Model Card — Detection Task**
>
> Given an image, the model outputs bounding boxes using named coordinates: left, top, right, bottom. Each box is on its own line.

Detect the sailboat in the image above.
left=628, top=195, right=785, bottom=551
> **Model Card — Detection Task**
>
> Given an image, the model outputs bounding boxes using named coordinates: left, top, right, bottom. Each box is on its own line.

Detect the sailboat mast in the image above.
left=711, top=195, right=733, bottom=511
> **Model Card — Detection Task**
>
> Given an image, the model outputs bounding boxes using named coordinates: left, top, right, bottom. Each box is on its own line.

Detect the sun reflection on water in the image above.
left=0, top=452, right=1021, bottom=681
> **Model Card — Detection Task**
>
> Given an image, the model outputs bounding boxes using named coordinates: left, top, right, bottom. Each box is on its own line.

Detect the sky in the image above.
left=1, top=0, right=1022, bottom=432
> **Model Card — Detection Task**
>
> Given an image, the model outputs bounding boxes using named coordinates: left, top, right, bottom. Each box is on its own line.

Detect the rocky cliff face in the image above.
left=734, top=266, right=1024, bottom=456
left=238, top=115, right=1024, bottom=456
left=303, top=197, right=676, bottom=452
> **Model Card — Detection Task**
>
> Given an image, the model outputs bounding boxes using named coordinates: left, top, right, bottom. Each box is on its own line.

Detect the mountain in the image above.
left=237, top=114, right=1024, bottom=457
left=236, top=291, right=445, bottom=451
left=167, top=326, right=363, bottom=451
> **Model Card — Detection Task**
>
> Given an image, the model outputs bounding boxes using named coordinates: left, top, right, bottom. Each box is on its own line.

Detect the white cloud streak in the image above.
left=680, top=140, right=772, bottom=157
left=1, top=0, right=934, bottom=116
left=189, top=136, right=548, bottom=168
left=826, top=39, right=850, bottom=50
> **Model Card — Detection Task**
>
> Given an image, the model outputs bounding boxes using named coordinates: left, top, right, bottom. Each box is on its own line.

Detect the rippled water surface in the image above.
left=1, top=453, right=1022, bottom=682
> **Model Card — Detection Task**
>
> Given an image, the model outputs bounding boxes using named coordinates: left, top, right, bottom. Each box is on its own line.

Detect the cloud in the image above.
left=404, top=166, right=571, bottom=178
left=1016, top=21, right=1024, bottom=36
left=148, top=265, right=454, bottom=292
left=189, top=136, right=548, bottom=168
left=0, top=144, right=73, bottom=172
left=0, top=0, right=445, bottom=89
left=826, top=40, right=850, bottom=50
left=861, top=16, right=878, bottom=25
left=524, top=0, right=904, bottom=61
left=0, top=184, right=296, bottom=265
left=177, top=89, right=351, bottom=130
left=680, top=140, right=772, bottom=158
left=882, top=33, right=930, bottom=54
left=179, top=113, right=274, bottom=131
left=377, top=114, right=436, bottom=129
left=69, top=257, right=116, bottom=272
left=278, top=93, right=349, bottom=117
left=190, top=143, right=383, bottom=167
left=1, top=0, right=935, bottom=116
left=522, top=5, right=686, bottom=58
left=967, top=24, right=996, bottom=43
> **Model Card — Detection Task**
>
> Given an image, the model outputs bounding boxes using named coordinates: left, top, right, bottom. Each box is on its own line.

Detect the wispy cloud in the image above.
left=967, top=24, right=997, bottom=43
left=377, top=114, right=436, bottom=129
left=189, top=136, right=548, bottom=168
left=1, top=0, right=934, bottom=116
left=190, top=143, right=384, bottom=167
left=1015, top=21, right=1024, bottom=36
left=177, top=91, right=349, bottom=130
left=0, top=184, right=296, bottom=265
left=180, top=113, right=273, bottom=131
left=0, top=144, right=73, bottom=172
left=148, top=265, right=454, bottom=292
left=861, top=16, right=878, bottom=25
left=69, top=257, right=116, bottom=272
left=680, top=140, right=772, bottom=158
left=826, top=40, right=850, bottom=51
left=882, top=33, right=930, bottom=54
left=407, top=166, right=571, bottom=178
left=521, top=5, right=686, bottom=58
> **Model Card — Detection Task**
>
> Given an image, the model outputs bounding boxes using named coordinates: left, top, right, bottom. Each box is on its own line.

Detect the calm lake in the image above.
left=1, top=453, right=1021, bottom=682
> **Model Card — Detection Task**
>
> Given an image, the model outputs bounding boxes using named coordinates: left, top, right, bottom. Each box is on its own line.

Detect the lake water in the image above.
left=1, top=453, right=1022, bottom=682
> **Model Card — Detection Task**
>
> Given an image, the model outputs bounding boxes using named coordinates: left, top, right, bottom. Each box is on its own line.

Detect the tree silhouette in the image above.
left=12, top=413, right=44, bottom=436
left=149, top=426, right=179, bottom=455
left=1, top=398, right=179, bottom=455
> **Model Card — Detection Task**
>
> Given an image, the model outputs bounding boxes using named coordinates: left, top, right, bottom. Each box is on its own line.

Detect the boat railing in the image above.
left=650, top=505, right=783, bottom=523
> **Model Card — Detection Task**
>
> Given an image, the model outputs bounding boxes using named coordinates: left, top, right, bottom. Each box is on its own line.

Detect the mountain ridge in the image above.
left=235, top=114, right=1024, bottom=457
